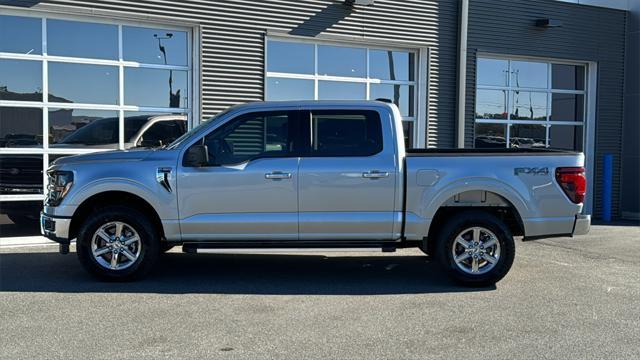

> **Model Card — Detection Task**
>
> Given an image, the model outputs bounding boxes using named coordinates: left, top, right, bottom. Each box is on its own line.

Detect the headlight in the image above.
left=46, top=170, right=74, bottom=206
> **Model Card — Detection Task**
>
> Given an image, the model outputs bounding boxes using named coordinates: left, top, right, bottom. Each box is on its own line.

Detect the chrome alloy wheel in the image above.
left=91, top=221, right=142, bottom=270
left=451, top=227, right=501, bottom=275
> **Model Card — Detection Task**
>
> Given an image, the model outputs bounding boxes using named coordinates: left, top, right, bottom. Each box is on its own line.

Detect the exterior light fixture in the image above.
left=536, top=18, right=563, bottom=28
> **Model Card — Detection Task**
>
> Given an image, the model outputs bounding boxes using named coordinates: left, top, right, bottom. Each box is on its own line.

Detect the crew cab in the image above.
left=40, top=101, right=590, bottom=285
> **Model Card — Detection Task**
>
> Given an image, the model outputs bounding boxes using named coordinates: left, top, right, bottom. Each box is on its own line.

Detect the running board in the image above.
left=182, top=242, right=398, bottom=254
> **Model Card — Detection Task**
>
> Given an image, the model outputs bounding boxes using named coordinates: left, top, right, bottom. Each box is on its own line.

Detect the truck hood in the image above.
left=52, top=149, right=155, bottom=166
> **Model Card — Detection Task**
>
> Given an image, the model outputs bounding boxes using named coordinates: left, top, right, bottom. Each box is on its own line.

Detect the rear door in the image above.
left=298, top=109, right=398, bottom=240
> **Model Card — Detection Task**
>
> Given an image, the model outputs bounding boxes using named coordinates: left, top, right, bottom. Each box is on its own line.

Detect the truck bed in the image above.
left=406, top=148, right=578, bottom=156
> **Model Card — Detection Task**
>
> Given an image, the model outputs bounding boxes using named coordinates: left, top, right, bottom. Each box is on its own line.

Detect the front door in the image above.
left=298, top=109, right=398, bottom=240
left=178, top=110, right=300, bottom=241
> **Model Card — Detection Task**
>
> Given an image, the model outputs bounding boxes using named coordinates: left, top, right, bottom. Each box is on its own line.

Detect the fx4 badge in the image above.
left=514, top=167, right=549, bottom=176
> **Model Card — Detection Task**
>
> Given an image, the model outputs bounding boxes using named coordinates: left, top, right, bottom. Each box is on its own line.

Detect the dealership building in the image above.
left=0, top=0, right=638, bottom=237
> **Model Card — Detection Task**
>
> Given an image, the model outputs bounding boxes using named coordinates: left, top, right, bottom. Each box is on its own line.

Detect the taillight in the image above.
left=555, top=167, right=586, bottom=204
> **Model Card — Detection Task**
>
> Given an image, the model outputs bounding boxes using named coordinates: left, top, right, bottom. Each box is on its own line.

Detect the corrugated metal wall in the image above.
left=11, top=0, right=460, bottom=148
left=466, top=0, right=627, bottom=218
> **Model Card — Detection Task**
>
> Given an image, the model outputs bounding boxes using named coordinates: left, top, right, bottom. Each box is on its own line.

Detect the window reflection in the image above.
left=318, top=45, right=366, bottom=77
left=370, top=84, right=414, bottom=117
left=509, top=124, right=546, bottom=148
left=0, top=15, right=41, bottom=55
left=552, top=64, right=585, bottom=90
left=123, top=26, right=187, bottom=66
left=267, top=40, right=314, bottom=74
left=475, top=89, right=508, bottom=119
left=124, top=68, right=188, bottom=108
left=266, top=78, right=314, bottom=101
left=369, top=50, right=414, bottom=81
left=48, top=109, right=119, bottom=148
left=511, top=91, right=547, bottom=120
left=318, top=81, right=366, bottom=100
left=549, top=125, right=583, bottom=151
left=47, top=19, right=118, bottom=60
left=510, top=61, right=548, bottom=88
left=0, top=107, right=43, bottom=148
left=49, top=62, right=118, bottom=104
left=0, top=200, right=43, bottom=235
left=477, top=58, right=508, bottom=87
left=402, top=121, right=414, bottom=148
left=475, top=123, right=506, bottom=148
left=0, top=155, right=43, bottom=195
left=123, top=112, right=187, bottom=148
left=0, top=59, right=42, bottom=101
left=551, top=93, right=584, bottom=122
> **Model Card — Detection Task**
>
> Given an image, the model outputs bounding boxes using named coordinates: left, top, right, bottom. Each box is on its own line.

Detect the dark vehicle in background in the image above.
left=0, top=115, right=187, bottom=226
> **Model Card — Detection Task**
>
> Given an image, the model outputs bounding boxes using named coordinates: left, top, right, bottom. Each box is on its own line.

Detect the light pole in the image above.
left=154, top=33, right=180, bottom=108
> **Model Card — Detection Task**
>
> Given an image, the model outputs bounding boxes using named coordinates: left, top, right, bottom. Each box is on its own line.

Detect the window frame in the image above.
left=264, top=36, right=423, bottom=147
left=0, top=10, right=196, bottom=201
left=474, top=55, right=588, bottom=149
left=184, top=110, right=302, bottom=168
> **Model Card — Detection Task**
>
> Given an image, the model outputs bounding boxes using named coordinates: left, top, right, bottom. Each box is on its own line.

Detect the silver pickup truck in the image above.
left=41, top=100, right=590, bottom=285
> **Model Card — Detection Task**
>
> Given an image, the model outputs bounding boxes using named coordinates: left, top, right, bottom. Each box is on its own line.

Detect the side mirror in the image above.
left=184, top=144, right=209, bottom=167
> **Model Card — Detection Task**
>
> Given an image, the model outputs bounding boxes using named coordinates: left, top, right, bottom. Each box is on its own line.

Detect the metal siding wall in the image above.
left=466, top=0, right=627, bottom=218
left=13, top=0, right=460, bottom=148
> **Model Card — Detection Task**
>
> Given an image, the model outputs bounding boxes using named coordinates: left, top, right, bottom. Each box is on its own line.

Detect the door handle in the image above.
left=362, top=170, right=390, bottom=179
left=265, top=171, right=292, bottom=180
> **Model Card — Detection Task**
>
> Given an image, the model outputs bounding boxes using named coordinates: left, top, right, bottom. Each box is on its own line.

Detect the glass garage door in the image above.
left=0, top=14, right=192, bottom=237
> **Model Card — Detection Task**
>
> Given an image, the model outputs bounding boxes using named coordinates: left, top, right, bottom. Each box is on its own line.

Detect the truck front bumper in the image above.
left=40, top=212, right=72, bottom=244
left=573, top=214, right=591, bottom=236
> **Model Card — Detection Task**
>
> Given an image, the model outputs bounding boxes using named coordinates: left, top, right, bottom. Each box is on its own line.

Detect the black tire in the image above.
left=434, top=210, right=515, bottom=287
left=76, top=206, right=160, bottom=281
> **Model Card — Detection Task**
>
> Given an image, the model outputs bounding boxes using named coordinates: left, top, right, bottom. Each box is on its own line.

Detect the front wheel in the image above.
left=435, top=210, right=515, bottom=287
left=76, top=206, right=160, bottom=281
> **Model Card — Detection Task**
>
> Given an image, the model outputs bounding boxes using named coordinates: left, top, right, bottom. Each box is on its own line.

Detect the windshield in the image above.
left=166, top=109, right=231, bottom=149
left=59, top=117, right=148, bottom=145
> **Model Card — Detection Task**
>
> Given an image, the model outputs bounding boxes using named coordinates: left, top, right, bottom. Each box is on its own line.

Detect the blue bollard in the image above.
left=602, top=154, right=613, bottom=222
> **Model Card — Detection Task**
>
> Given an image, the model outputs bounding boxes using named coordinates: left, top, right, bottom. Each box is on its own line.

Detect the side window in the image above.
left=139, top=120, right=187, bottom=147
left=310, top=110, right=383, bottom=156
left=202, top=111, right=295, bottom=166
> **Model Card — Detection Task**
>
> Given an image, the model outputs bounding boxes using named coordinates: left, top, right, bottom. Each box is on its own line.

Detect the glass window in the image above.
left=318, top=45, right=366, bottom=77
left=266, top=78, right=314, bottom=101
left=369, top=50, right=414, bottom=81
left=311, top=110, right=382, bottom=157
left=318, top=81, right=366, bottom=100
left=124, top=68, right=188, bottom=108
left=370, top=84, right=414, bottom=117
left=0, top=154, right=43, bottom=195
left=0, top=15, right=41, bottom=55
left=0, top=107, right=43, bottom=148
left=48, top=109, right=119, bottom=148
left=47, top=19, right=118, bottom=60
left=0, top=59, right=43, bottom=101
left=267, top=40, right=314, bottom=74
left=123, top=26, right=188, bottom=66
left=510, top=61, right=548, bottom=88
left=475, top=89, right=508, bottom=119
left=0, top=200, right=43, bottom=234
left=202, top=111, right=294, bottom=166
left=509, top=124, right=546, bottom=148
left=477, top=58, right=508, bottom=87
left=511, top=91, right=547, bottom=120
left=551, top=93, right=584, bottom=122
left=48, top=62, right=118, bottom=104
left=549, top=125, right=583, bottom=151
left=552, top=64, right=585, bottom=90
left=475, top=123, right=507, bottom=149
left=123, top=112, right=187, bottom=148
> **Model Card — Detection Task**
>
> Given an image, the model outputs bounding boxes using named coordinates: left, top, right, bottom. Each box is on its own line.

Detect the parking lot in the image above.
left=1, top=223, right=639, bottom=359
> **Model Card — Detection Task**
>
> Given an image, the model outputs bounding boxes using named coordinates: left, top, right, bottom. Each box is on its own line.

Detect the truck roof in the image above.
left=226, top=100, right=397, bottom=112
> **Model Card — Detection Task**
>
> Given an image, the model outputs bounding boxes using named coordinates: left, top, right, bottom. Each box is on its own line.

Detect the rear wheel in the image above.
left=435, top=210, right=515, bottom=287
left=76, top=206, right=159, bottom=281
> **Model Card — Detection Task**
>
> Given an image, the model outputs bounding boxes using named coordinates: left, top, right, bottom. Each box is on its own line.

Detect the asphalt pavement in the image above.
left=1, top=223, right=639, bottom=359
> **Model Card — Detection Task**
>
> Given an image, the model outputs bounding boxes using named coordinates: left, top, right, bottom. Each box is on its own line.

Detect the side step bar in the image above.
left=182, top=242, right=398, bottom=254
